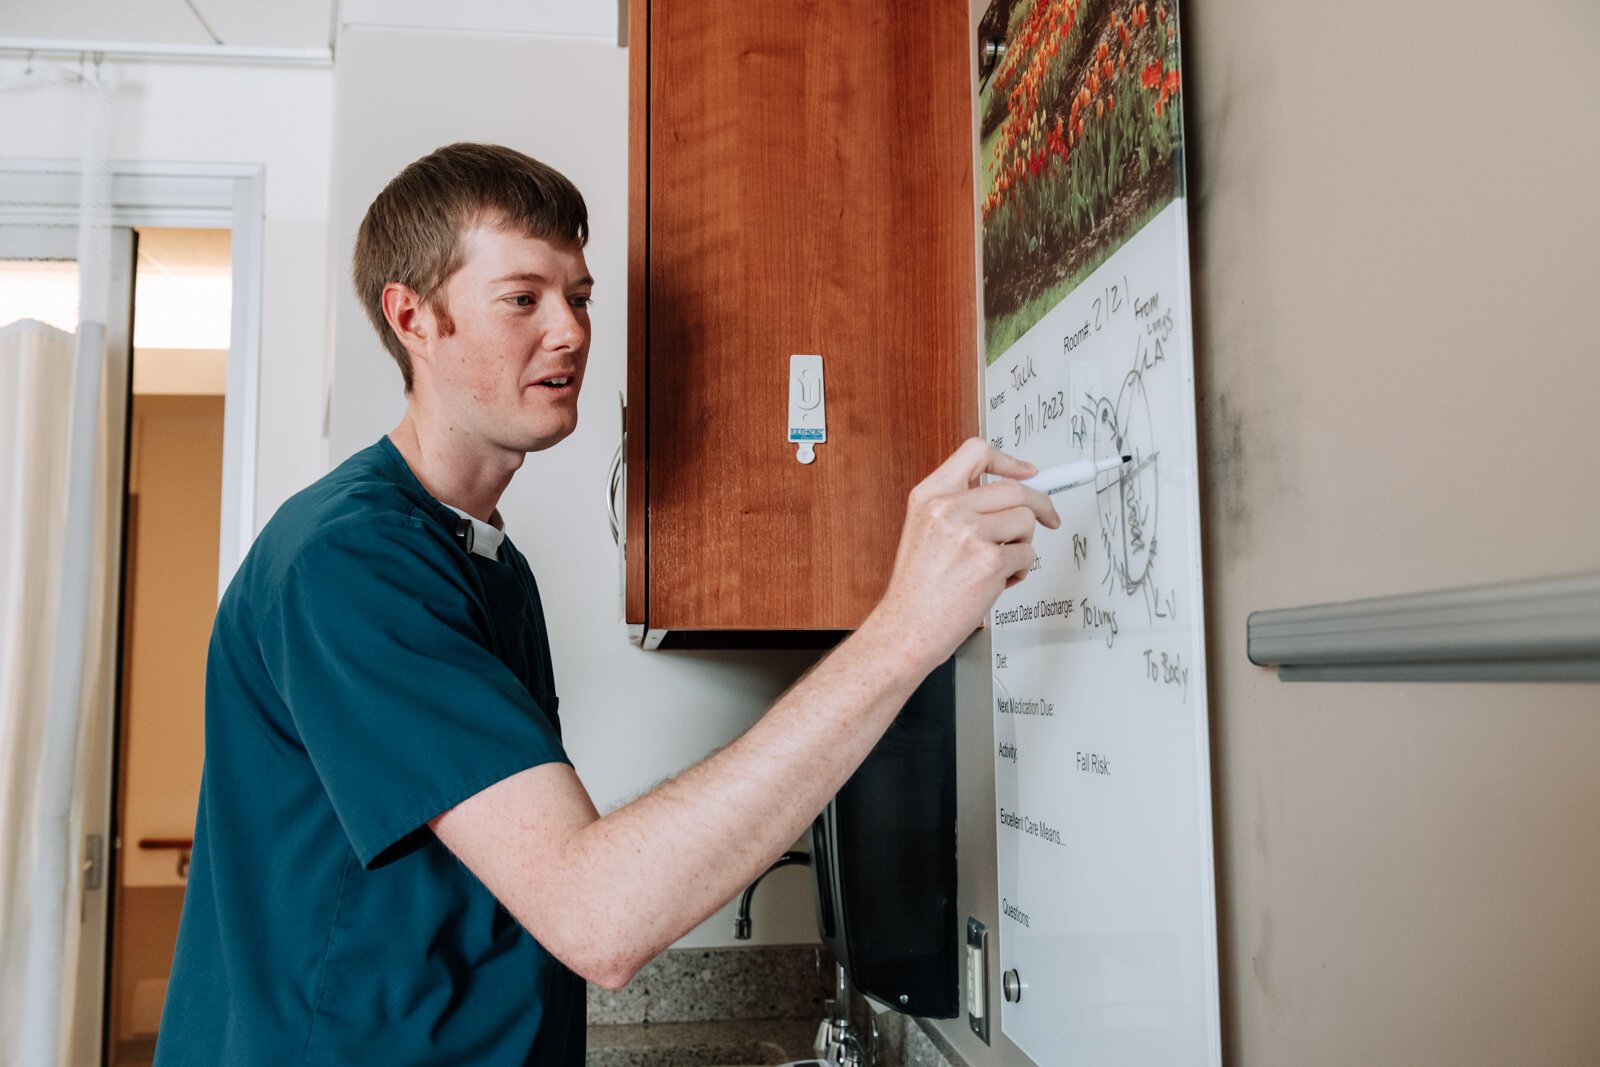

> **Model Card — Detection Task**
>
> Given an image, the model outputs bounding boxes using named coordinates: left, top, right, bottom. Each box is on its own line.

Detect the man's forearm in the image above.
left=553, top=610, right=936, bottom=980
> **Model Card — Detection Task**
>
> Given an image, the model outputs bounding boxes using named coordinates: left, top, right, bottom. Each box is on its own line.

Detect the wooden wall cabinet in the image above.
left=626, top=0, right=977, bottom=644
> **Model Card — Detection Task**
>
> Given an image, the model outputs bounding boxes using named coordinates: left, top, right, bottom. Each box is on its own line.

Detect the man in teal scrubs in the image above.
left=156, top=143, right=1057, bottom=1065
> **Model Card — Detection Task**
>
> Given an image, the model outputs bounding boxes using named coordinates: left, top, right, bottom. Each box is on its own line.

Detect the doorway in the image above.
left=1, top=157, right=263, bottom=1065
left=104, top=227, right=231, bottom=1066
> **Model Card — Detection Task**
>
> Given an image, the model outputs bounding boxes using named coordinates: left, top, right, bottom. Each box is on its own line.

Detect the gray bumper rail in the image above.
left=1247, top=572, right=1600, bottom=682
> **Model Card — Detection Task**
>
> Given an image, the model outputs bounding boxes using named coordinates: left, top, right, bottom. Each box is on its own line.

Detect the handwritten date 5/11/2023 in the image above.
left=1012, top=389, right=1067, bottom=448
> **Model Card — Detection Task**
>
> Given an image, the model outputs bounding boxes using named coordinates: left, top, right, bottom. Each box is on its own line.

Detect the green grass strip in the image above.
left=984, top=194, right=1171, bottom=365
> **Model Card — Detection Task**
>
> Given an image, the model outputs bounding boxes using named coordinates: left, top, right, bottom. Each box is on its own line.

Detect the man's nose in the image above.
left=544, top=302, right=587, bottom=350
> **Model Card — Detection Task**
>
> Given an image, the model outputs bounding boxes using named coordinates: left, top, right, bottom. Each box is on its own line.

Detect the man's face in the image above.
left=421, top=225, right=592, bottom=456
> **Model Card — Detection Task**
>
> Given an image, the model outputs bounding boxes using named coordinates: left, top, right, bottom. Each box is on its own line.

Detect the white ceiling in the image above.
left=0, top=0, right=337, bottom=53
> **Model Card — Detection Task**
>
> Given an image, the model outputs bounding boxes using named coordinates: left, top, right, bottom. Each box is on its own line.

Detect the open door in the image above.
left=103, top=227, right=232, bottom=1066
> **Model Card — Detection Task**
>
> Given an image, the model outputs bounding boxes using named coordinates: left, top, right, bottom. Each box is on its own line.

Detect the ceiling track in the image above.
left=0, top=38, right=332, bottom=68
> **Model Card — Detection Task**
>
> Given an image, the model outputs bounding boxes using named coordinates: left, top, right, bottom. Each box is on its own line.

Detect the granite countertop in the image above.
left=581, top=945, right=967, bottom=1067
left=585, top=946, right=829, bottom=1067
left=587, top=1016, right=819, bottom=1067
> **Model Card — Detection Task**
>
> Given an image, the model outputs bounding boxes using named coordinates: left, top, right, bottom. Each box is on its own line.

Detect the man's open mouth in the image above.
left=535, top=376, right=573, bottom=388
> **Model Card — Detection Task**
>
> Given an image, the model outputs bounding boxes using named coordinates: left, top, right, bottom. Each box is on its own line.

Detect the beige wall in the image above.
left=106, top=397, right=224, bottom=1059
left=1188, top=1, right=1600, bottom=1061
left=108, top=886, right=185, bottom=1059
left=132, top=349, right=228, bottom=395
left=939, top=0, right=1600, bottom=1064
left=121, top=395, right=224, bottom=888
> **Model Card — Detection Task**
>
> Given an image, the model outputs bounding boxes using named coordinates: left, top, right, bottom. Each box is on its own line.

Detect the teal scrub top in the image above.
left=155, top=437, right=584, bottom=1066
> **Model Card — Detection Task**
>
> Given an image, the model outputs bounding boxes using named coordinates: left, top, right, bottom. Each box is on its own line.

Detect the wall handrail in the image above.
left=1247, top=572, right=1600, bottom=682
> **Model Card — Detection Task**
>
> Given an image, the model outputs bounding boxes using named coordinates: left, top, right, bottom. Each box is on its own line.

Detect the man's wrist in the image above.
left=852, top=599, right=953, bottom=682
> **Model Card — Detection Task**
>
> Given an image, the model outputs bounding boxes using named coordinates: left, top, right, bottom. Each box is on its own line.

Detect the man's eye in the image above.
left=571, top=295, right=593, bottom=309
left=512, top=294, right=534, bottom=307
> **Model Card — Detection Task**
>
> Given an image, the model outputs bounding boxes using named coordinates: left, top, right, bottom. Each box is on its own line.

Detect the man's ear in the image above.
left=381, top=282, right=431, bottom=362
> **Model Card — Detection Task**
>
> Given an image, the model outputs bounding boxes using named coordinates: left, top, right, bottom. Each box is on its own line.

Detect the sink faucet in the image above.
left=734, top=852, right=874, bottom=1066
left=733, top=850, right=810, bottom=940
left=816, top=961, right=877, bottom=1067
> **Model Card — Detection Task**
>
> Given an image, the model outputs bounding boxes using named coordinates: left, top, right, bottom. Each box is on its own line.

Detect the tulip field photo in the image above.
left=979, top=0, right=1185, bottom=363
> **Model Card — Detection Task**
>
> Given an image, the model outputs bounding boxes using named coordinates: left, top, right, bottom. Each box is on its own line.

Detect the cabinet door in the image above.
left=633, top=0, right=977, bottom=632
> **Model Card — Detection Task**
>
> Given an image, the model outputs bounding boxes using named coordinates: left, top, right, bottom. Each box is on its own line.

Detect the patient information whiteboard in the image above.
left=976, top=0, right=1220, bottom=1062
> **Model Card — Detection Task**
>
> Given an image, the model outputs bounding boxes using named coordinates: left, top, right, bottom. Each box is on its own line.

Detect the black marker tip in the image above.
left=1121, top=454, right=1133, bottom=464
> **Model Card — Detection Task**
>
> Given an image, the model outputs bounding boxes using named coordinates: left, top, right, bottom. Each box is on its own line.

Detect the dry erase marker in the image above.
left=1021, top=455, right=1132, bottom=495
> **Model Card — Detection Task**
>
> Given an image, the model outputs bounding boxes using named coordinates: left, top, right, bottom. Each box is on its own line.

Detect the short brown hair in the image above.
left=352, top=142, right=589, bottom=391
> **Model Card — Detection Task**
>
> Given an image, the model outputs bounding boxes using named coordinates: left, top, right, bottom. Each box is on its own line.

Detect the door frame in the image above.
left=0, top=158, right=265, bottom=1064
left=0, top=158, right=265, bottom=594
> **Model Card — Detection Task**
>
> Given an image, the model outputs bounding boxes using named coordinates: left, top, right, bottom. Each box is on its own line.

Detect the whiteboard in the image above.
left=976, top=1, right=1220, bottom=1062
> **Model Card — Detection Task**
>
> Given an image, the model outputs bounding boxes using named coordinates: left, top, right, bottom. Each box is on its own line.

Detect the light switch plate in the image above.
left=966, top=916, right=990, bottom=1044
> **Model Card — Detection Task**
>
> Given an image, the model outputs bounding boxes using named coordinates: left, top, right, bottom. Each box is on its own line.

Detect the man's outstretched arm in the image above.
left=430, top=439, right=1058, bottom=988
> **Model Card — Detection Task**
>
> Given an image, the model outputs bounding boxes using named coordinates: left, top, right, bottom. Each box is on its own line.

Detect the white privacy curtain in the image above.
left=0, top=319, right=120, bottom=1066
left=0, top=60, right=121, bottom=1067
